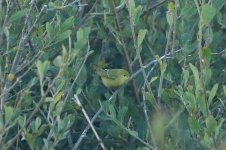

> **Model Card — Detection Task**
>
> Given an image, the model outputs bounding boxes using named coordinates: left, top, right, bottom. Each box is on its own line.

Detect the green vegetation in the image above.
left=0, top=0, right=226, bottom=149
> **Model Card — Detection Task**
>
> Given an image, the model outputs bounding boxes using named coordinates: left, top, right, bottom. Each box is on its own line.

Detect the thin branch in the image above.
left=157, top=22, right=173, bottom=104
left=212, top=48, right=226, bottom=55
left=74, top=95, right=106, bottom=150
left=171, top=0, right=179, bottom=57
left=141, top=65, right=157, bottom=148
left=72, top=105, right=103, bottom=149
left=111, top=0, right=141, bottom=104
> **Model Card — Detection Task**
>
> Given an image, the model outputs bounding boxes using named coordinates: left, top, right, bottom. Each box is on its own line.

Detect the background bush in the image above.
left=0, top=0, right=226, bottom=149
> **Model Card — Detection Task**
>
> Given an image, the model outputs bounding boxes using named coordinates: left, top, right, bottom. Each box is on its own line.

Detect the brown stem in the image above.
left=111, top=0, right=140, bottom=104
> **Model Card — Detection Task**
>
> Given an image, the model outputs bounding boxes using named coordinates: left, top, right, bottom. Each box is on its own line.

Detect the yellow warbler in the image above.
left=96, top=68, right=130, bottom=89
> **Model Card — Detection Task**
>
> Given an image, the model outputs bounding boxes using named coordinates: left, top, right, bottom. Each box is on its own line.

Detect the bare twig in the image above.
left=111, top=0, right=141, bottom=104
left=171, top=0, right=178, bottom=57
left=212, top=48, right=226, bottom=55
left=157, top=20, right=173, bottom=104
left=72, top=106, right=103, bottom=150
left=141, top=65, right=157, bottom=149
left=74, top=95, right=106, bottom=150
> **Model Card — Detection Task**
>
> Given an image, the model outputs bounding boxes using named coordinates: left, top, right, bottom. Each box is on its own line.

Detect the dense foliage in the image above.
left=0, top=0, right=226, bottom=149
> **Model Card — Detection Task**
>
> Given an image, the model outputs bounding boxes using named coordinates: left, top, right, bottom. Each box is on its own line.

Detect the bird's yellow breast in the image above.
left=101, top=76, right=128, bottom=88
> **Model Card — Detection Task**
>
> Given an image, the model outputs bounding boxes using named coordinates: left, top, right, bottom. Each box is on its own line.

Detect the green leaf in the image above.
left=149, top=76, right=158, bottom=84
left=117, top=106, right=128, bottom=123
left=8, top=9, right=28, bottom=23
left=204, top=68, right=212, bottom=86
left=35, top=117, right=42, bottom=132
left=202, top=48, right=212, bottom=67
left=197, top=94, right=207, bottom=116
left=69, top=48, right=80, bottom=63
left=60, top=16, right=74, bottom=32
left=200, top=4, right=217, bottom=27
left=223, top=85, right=226, bottom=96
left=4, top=106, right=14, bottom=123
left=134, top=6, right=142, bottom=25
left=10, top=109, right=21, bottom=125
left=24, top=132, right=36, bottom=148
left=27, top=77, right=38, bottom=89
left=127, top=0, right=135, bottom=24
left=75, top=66, right=87, bottom=87
left=206, top=115, right=217, bottom=134
left=203, top=27, right=213, bottom=45
left=55, top=78, right=66, bottom=92
left=46, top=22, right=55, bottom=40
left=137, top=29, right=147, bottom=48
left=182, top=68, right=189, bottom=86
left=101, top=100, right=110, bottom=114
left=180, top=5, right=197, bottom=20
left=188, top=116, right=200, bottom=132
left=143, top=91, right=155, bottom=105
left=184, top=92, right=196, bottom=109
left=0, top=114, right=3, bottom=131
left=37, top=124, right=48, bottom=137
left=75, top=27, right=91, bottom=48
left=213, top=0, right=226, bottom=12
left=208, top=83, right=219, bottom=107
left=77, top=27, right=90, bottom=42
left=156, top=55, right=167, bottom=74
left=155, top=55, right=162, bottom=65
left=53, top=56, right=63, bottom=67
left=109, top=104, right=116, bottom=119
left=167, top=59, right=182, bottom=83
left=18, top=116, right=25, bottom=127
left=54, top=101, right=64, bottom=117
left=160, top=63, right=167, bottom=74
left=189, top=63, right=201, bottom=95
left=215, top=119, right=224, bottom=140
left=201, top=133, right=212, bottom=148
left=55, top=30, right=72, bottom=43
left=36, top=60, right=49, bottom=82
left=3, top=26, right=9, bottom=39
left=166, top=11, right=173, bottom=26
left=57, top=118, right=65, bottom=132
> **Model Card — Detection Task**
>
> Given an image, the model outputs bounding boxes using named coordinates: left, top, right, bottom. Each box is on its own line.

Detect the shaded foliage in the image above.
left=0, top=0, right=226, bottom=149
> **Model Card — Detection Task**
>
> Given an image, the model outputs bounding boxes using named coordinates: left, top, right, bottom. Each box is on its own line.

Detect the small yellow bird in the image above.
left=96, top=68, right=130, bottom=89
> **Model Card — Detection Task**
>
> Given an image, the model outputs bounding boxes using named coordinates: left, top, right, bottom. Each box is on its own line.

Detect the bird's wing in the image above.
left=102, top=69, right=119, bottom=80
